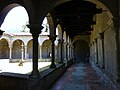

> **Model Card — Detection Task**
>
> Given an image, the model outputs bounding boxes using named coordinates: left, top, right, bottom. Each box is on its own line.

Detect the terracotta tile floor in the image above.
left=49, top=63, right=116, bottom=90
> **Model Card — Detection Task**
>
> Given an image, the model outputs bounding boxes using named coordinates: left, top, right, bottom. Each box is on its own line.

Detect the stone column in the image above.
left=64, top=42, right=67, bottom=61
left=71, top=45, right=74, bottom=59
left=27, top=24, right=43, bottom=78
left=9, top=45, right=12, bottom=60
left=112, top=17, right=120, bottom=82
left=58, top=39, right=64, bottom=63
left=70, top=44, right=72, bottom=59
left=95, top=38, right=98, bottom=64
left=69, top=44, right=71, bottom=59
left=99, top=32, right=105, bottom=69
left=66, top=43, right=68, bottom=60
left=21, top=43, right=24, bottom=60
left=40, top=45, right=42, bottom=60
left=49, top=35, right=56, bottom=68
left=67, top=43, right=70, bottom=60
left=24, top=46, right=27, bottom=59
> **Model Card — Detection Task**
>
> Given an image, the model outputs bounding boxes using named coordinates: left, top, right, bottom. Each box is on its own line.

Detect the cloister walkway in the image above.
left=49, top=63, right=116, bottom=90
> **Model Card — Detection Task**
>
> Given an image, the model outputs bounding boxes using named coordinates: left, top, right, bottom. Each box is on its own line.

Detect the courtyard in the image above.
left=0, top=59, right=51, bottom=74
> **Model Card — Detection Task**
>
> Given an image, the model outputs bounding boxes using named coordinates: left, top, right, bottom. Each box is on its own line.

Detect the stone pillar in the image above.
left=58, top=39, right=64, bottom=63
left=40, top=45, right=42, bottom=60
left=69, top=44, right=71, bottom=59
left=9, top=45, right=12, bottom=60
left=55, top=46, right=57, bottom=60
left=66, top=43, right=68, bottom=60
left=112, top=17, right=120, bottom=82
left=70, top=44, right=72, bottom=59
left=21, top=43, right=24, bottom=60
left=49, top=35, right=56, bottom=68
left=24, top=46, right=27, bottom=59
left=95, top=38, right=98, bottom=64
left=64, top=42, right=67, bottom=61
left=67, top=43, right=70, bottom=60
left=27, top=24, right=43, bottom=78
left=99, top=32, right=105, bottom=69
left=71, top=45, right=74, bottom=59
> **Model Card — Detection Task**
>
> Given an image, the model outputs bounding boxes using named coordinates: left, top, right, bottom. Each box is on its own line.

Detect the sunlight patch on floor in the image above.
left=0, top=59, right=51, bottom=74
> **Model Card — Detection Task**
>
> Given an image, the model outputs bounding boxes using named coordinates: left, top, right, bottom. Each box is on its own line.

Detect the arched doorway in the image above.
left=27, top=40, right=33, bottom=59
left=0, top=38, right=9, bottom=59
left=12, top=40, right=24, bottom=59
left=27, top=39, right=40, bottom=59
left=42, top=40, right=51, bottom=59
left=74, top=40, right=89, bottom=63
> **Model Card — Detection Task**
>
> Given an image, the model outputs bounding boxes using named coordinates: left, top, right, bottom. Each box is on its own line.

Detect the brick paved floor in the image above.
left=49, top=63, right=116, bottom=90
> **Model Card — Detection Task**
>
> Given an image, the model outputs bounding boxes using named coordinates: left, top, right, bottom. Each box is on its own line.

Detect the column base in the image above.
left=18, top=60, right=23, bottom=66
left=116, top=78, right=120, bottom=83
left=59, top=61, right=64, bottom=64
left=29, top=70, right=40, bottom=78
left=116, top=74, right=120, bottom=83
left=96, top=62, right=98, bottom=64
left=50, top=63, right=56, bottom=68
left=101, top=65, right=105, bottom=69
left=9, top=58, right=12, bottom=63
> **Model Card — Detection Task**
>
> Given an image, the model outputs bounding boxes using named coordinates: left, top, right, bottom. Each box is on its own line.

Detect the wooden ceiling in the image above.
left=53, top=0, right=102, bottom=36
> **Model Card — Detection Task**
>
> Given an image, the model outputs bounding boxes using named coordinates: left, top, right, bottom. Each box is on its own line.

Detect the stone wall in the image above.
left=90, top=11, right=117, bottom=80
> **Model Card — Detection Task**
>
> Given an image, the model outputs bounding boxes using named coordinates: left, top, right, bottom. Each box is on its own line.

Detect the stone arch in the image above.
left=73, top=1, right=113, bottom=17
left=0, top=0, right=115, bottom=33
left=85, top=0, right=114, bottom=18
left=72, top=36, right=90, bottom=45
left=0, top=37, right=10, bottom=46
left=73, top=40, right=90, bottom=63
left=0, top=38, right=9, bottom=59
left=42, top=39, right=51, bottom=59
left=63, top=31, right=67, bottom=42
left=12, top=39, right=24, bottom=59
left=67, top=35, right=70, bottom=43
left=1, top=6, right=29, bottom=34
left=27, top=39, right=40, bottom=59
left=46, top=13, right=55, bottom=35
left=56, top=24, right=62, bottom=39
left=27, top=39, right=33, bottom=59
left=35, top=0, right=115, bottom=26
left=0, top=1, right=28, bottom=27
left=41, top=17, right=50, bottom=34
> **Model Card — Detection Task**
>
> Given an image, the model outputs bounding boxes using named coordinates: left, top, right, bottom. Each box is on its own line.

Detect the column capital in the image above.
left=68, top=43, right=72, bottom=47
left=94, top=38, right=98, bottom=43
left=48, top=35, right=57, bottom=42
left=112, top=17, right=120, bottom=29
left=99, top=32, right=104, bottom=40
left=58, top=39, right=64, bottom=44
left=0, top=29, right=4, bottom=38
left=64, top=42, right=68, bottom=46
left=24, top=45, right=27, bottom=47
left=9, top=45, right=13, bottom=48
left=27, top=24, right=43, bottom=35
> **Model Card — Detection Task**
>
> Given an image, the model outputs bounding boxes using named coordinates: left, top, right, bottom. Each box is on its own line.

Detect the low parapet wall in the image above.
left=0, top=59, right=74, bottom=90
left=0, top=73, right=28, bottom=90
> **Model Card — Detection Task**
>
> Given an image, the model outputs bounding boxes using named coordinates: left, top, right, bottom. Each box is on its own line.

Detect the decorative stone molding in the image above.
left=99, top=32, right=104, bottom=40
left=107, top=19, right=113, bottom=26
left=58, top=39, right=64, bottom=44
left=27, top=24, right=43, bottom=34
left=0, top=29, right=4, bottom=38
left=94, top=38, right=98, bottom=43
left=48, top=35, right=57, bottom=42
